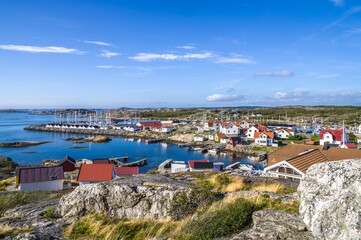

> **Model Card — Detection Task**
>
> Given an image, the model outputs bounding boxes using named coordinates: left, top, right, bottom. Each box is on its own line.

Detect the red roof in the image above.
left=345, top=143, right=357, bottom=149
left=256, top=125, right=267, bottom=132
left=116, top=167, right=139, bottom=175
left=188, top=160, right=209, bottom=168
left=254, top=131, right=274, bottom=139
left=139, top=121, right=162, bottom=128
left=92, top=159, right=110, bottom=164
left=320, top=129, right=343, bottom=141
left=77, top=164, right=114, bottom=182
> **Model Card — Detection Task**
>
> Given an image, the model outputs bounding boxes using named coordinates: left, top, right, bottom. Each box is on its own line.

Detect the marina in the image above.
left=0, top=112, right=263, bottom=172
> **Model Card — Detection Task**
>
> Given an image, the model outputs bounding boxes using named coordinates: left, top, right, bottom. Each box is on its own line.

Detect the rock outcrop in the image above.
left=168, top=133, right=195, bottom=143
left=58, top=174, right=191, bottom=221
left=298, top=159, right=361, bottom=240
left=231, top=210, right=314, bottom=240
left=0, top=199, right=66, bottom=240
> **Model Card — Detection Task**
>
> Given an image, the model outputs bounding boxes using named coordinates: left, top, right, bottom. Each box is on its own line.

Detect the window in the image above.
left=50, top=176, right=57, bottom=180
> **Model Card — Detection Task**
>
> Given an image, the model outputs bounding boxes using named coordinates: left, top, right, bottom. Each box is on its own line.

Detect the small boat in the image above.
left=238, top=164, right=255, bottom=171
left=192, top=147, right=202, bottom=151
left=207, top=149, right=219, bottom=154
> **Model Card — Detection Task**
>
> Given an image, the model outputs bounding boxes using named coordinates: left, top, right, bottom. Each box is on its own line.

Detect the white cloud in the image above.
left=274, top=92, right=288, bottom=99
left=255, top=70, right=294, bottom=77
left=176, top=45, right=196, bottom=50
left=84, top=40, right=111, bottom=46
left=96, top=65, right=126, bottom=69
left=99, top=50, right=120, bottom=58
left=129, top=52, right=214, bottom=62
left=273, top=88, right=309, bottom=100
left=0, top=45, right=85, bottom=54
left=206, top=93, right=243, bottom=102
left=330, top=0, right=344, bottom=6
left=214, top=56, right=254, bottom=64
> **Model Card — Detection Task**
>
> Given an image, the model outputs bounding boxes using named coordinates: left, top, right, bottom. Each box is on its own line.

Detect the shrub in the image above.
left=255, top=194, right=300, bottom=213
left=179, top=198, right=256, bottom=239
left=171, top=186, right=222, bottom=220
left=0, top=177, right=15, bottom=192
left=43, top=207, right=58, bottom=219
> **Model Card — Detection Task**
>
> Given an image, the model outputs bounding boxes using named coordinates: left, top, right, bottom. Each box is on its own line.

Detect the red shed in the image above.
left=58, top=156, right=76, bottom=172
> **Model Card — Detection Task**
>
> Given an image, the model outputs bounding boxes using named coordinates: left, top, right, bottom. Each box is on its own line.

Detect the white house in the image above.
left=220, top=123, right=240, bottom=135
left=246, top=126, right=259, bottom=139
left=220, top=137, right=230, bottom=144
left=274, top=128, right=295, bottom=139
left=239, top=120, right=254, bottom=129
left=319, top=129, right=348, bottom=146
left=160, top=127, right=173, bottom=133
left=194, top=135, right=205, bottom=142
left=17, top=166, right=64, bottom=191
left=246, top=125, right=267, bottom=139
left=171, top=161, right=188, bottom=173
left=208, top=133, right=215, bottom=141
left=254, top=132, right=274, bottom=146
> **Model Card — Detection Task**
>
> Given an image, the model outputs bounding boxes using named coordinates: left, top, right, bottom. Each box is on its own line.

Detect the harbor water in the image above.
left=0, top=112, right=263, bottom=172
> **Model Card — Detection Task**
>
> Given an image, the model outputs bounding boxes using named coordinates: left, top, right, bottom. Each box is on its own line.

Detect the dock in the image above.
left=119, top=158, right=147, bottom=167
left=225, top=162, right=241, bottom=170
left=145, top=138, right=165, bottom=144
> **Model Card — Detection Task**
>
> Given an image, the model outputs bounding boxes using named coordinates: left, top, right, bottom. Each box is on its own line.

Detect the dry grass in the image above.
left=250, top=181, right=297, bottom=194
left=64, top=214, right=178, bottom=240
left=251, top=182, right=285, bottom=193
left=208, top=174, right=246, bottom=193
left=0, top=225, right=32, bottom=238
left=0, top=177, right=15, bottom=191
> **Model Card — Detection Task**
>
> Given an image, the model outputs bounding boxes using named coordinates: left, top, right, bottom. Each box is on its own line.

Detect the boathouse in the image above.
left=58, top=156, right=76, bottom=172
left=17, top=166, right=64, bottom=191
left=77, top=164, right=115, bottom=185
left=189, top=160, right=213, bottom=172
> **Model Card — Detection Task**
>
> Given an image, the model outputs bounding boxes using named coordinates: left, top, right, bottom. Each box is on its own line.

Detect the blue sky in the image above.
left=1, top=0, right=361, bottom=108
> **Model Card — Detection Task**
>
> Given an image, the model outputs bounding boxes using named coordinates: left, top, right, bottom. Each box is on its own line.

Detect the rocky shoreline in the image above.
left=24, top=124, right=268, bottom=161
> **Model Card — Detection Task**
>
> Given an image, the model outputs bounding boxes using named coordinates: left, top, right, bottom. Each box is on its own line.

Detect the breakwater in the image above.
left=25, top=124, right=147, bottom=139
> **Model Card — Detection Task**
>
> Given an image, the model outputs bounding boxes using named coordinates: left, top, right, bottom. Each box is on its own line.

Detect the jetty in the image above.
left=145, top=138, right=165, bottom=144
left=119, top=158, right=147, bottom=167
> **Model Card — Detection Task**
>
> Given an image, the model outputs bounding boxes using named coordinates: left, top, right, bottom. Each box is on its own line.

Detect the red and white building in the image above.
left=319, top=129, right=349, bottom=146
left=254, top=132, right=274, bottom=146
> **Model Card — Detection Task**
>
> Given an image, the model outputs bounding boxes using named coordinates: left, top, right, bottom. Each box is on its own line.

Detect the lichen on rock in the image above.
left=298, top=159, right=361, bottom=240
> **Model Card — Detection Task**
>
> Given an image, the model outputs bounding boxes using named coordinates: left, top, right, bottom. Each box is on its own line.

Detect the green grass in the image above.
left=255, top=194, right=300, bottom=214
left=43, top=207, right=59, bottom=219
left=0, top=190, right=69, bottom=215
left=178, top=198, right=256, bottom=240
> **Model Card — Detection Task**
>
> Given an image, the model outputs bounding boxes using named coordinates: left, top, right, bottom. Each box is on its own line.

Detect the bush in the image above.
left=170, top=186, right=223, bottom=220
left=255, top=194, right=300, bottom=213
left=0, top=177, right=15, bottom=191
left=43, top=207, right=58, bottom=219
left=179, top=198, right=256, bottom=239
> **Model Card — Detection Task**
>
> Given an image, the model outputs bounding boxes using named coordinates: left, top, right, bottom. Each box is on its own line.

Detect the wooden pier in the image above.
left=145, top=138, right=165, bottom=144
left=119, top=158, right=147, bottom=167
